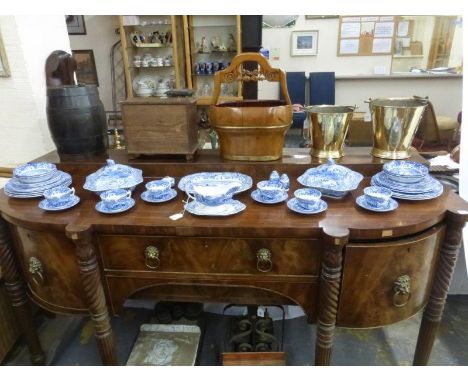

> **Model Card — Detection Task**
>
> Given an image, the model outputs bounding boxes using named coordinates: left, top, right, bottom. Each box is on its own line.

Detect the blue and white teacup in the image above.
left=294, top=188, right=322, bottom=210
left=100, top=189, right=132, bottom=210
left=43, top=186, right=75, bottom=207
left=257, top=180, right=285, bottom=201
left=363, top=186, right=393, bottom=209
left=145, top=177, right=175, bottom=198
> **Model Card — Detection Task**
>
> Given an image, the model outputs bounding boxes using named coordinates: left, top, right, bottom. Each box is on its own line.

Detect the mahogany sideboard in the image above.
left=0, top=147, right=467, bottom=366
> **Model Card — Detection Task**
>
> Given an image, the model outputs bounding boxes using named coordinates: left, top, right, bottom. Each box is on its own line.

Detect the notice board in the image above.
left=337, top=16, right=397, bottom=56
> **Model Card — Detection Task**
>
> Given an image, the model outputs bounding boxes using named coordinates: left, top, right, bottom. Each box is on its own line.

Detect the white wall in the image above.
left=68, top=15, right=120, bottom=111
left=259, top=16, right=463, bottom=117
left=0, top=15, right=71, bottom=167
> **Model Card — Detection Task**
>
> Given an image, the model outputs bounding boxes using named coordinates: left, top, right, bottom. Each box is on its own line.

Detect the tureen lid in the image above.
left=298, top=158, right=363, bottom=191
left=83, top=159, right=143, bottom=192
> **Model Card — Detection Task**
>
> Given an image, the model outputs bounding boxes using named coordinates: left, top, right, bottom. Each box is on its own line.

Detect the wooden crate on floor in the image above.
left=222, top=352, right=286, bottom=366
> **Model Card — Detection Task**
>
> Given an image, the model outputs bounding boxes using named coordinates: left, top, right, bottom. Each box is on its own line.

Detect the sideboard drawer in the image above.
left=337, top=225, right=444, bottom=328
left=98, top=235, right=321, bottom=276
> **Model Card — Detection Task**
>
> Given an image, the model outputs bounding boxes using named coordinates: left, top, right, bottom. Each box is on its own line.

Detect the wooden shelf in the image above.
left=393, top=55, right=424, bottom=58
left=196, top=96, right=242, bottom=106
left=129, top=43, right=173, bottom=48
left=129, top=65, right=174, bottom=69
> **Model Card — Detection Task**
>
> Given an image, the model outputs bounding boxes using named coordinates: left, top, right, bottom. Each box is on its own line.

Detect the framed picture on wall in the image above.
left=66, top=15, right=87, bottom=35
left=291, top=30, right=319, bottom=56
left=72, top=50, right=99, bottom=86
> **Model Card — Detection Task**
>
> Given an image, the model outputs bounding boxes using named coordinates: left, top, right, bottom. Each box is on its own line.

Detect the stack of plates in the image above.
left=371, top=161, right=443, bottom=201
left=4, top=162, right=72, bottom=198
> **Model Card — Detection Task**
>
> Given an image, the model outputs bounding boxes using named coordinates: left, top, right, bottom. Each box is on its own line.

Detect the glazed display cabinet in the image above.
left=118, top=15, right=186, bottom=98
left=183, top=15, right=242, bottom=105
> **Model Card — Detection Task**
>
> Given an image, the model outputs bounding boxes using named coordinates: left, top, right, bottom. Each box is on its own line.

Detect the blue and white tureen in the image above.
left=83, top=159, right=143, bottom=194
left=298, top=158, right=363, bottom=198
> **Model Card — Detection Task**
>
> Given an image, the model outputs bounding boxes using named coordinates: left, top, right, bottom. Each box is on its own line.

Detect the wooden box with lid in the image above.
left=121, top=97, right=198, bottom=159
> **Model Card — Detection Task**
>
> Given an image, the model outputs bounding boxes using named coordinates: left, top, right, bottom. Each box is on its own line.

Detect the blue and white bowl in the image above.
left=14, top=162, right=57, bottom=184
left=43, top=186, right=75, bottom=207
left=100, top=188, right=132, bottom=210
left=383, top=161, right=428, bottom=184
left=257, top=180, right=285, bottom=201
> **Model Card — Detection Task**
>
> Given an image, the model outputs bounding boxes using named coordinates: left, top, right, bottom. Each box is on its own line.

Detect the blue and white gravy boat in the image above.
left=188, top=182, right=240, bottom=207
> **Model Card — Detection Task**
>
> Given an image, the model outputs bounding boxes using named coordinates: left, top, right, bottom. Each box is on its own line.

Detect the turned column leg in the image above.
left=0, top=217, right=46, bottom=365
left=413, top=211, right=467, bottom=365
left=315, top=227, right=349, bottom=366
left=66, top=225, right=118, bottom=366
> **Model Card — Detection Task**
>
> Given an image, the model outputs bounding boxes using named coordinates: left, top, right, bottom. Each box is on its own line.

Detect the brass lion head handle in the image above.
left=392, top=275, right=411, bottom=308
left=28, top=257, right=44, bottom=286
left=144, top=246, right=160, bottom=269
left=256, top=248, right=273, bottom=273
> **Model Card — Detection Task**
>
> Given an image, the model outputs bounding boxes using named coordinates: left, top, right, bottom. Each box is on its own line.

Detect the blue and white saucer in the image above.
left=185, top=199, right=246, bottom=216
left=356, top=195, right=398, bottom=212
left=251, top=189, right=288, bottom=204
left=287, top=198, right=327, bottom=215
left=95, top=198, right=135, bottom=214
left=38, top=195, right=80, bottom=211
left=141, top=189, right=177, bottom=203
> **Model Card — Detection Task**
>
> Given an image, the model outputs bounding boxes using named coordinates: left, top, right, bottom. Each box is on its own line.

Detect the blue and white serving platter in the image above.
left=356, top=195, right=398, bottom=212
left=96, top=198, right=136, bottom=214
left=185, top=199, right=246, bottom=216
left=178, top=172, right=252, bottom=194
left=38, top=195, right=80, bottom=211
left=287, top=198, right=328, bottom=215
left=141, top=189, right=177, bottom=203
left=251, top=189, right=288, bottom=204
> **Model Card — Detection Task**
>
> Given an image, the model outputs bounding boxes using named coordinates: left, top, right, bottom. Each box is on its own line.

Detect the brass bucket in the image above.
left=306, top=105, right=355, bottom=159
left=369, top=98, right=428, bottom=159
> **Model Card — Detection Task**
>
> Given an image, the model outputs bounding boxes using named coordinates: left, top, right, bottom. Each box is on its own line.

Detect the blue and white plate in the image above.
left=178, top=172, right=252, bottom=194
left=4, top=171, right=72, bottom=198
left=356, top=195, right=398, bottom=212
left=141, top=189, right=177, bottom=203
left=391, top=186, right=444, bottom=201
left=95, top=198, right=136, bottom=214
left=185, top=199, right=246, bottom=216
left=38, top=195, right=80, bottom=211
left=372, top=172, right=441, bottom=194
left=251, top=189, right=288, bottom=204
left=287, top=198, right=328, bottom=215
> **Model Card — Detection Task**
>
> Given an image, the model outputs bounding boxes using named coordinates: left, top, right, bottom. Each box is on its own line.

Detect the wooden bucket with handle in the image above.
left=210, top=53, right=293, bottom=161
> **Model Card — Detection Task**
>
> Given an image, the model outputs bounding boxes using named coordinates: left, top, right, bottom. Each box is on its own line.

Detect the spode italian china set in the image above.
left=4, top=158, right=444, bottom=216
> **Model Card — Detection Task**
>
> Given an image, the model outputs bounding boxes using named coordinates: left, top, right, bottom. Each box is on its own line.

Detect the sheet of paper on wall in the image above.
left=342, top=17, right=361, bottom=22
left=372, top=38, right=392, bottom=54
left=379, top=16, right=394, bottom=21
left=400, top=37, right=411, bottom=48
left=397, top=21, right=410, bottom=37
left=361, top=16, right=379, bottom=22
left=270, top=47, right=280, bottom=61
left=374, top=22, right=394, bottom=38
left=340, top=39, right=359, bottom=54
left=341, top=22, right=361, bottom=38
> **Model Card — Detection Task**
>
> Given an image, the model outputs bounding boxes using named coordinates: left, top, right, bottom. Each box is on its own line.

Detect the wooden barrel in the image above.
left=46, top=85, right=108, bottom=157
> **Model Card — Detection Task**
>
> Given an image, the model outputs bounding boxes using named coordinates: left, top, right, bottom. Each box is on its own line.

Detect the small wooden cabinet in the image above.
left=120, top=97, right=198, bottom=159
left=182, top=15, right=242, bottom=105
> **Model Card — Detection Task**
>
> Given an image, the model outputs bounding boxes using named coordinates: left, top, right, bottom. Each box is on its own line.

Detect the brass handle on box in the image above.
left=28, top=257, right=44, bottom=286
left=256, top=248, right=273, bottom=273
left=392, top=275, right=411, bottom=308
left=144, top=246, right=160, bottom=269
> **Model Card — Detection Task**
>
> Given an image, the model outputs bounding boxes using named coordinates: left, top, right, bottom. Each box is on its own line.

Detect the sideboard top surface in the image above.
left=1, top=148, right=466, bottom=240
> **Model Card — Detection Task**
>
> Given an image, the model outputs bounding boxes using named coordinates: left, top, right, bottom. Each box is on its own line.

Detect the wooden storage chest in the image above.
left=121, top=97, right=198, bottom=159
